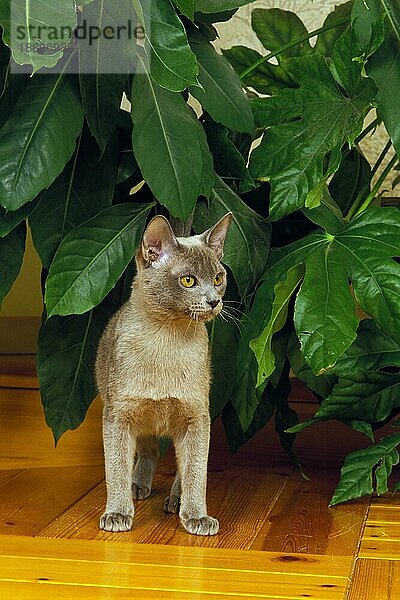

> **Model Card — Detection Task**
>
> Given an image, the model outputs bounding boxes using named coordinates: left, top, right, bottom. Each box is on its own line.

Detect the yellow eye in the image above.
left=214, top=273, right=224, bottom=286
left=180, top=275, right=196, bottom=288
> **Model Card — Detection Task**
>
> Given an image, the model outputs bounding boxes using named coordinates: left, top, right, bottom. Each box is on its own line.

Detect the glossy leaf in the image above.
left=329, top=148, right=372, bottom=217
left=0, top=221, right=25, bottom=306
left=29, top=129, right=118, bottom=267
left=330, top=433, right=400, bottom=505
left=287, top=333, right=337, bottom=399
left=249, top=29, right=376, bottom=220
left=193, top=176, right=271, bottom=300
left=250, top=264, right=304, bottom=387
left=314, top=1, right=352, bottom=57
left=79, top=0, right=136, bottom=153
left=0, top=71, right=84, bottom=211
left=132, top=0, right=198, bottom=91
left=250, top=207, right=400, bottom=378
left=291, top=372, right=400, bottom=434
left=45, top=202, right=153, bottom=317
left=252, top=8, right=312, bottom=58
left=222, top=45, right=295, bottom=95
left=188, top=29, right=254, bottom=133
left=352, top=0, right=400, bottom=155
left=203, top=121, right=255, bottom=193
left=131, top=60, right=213, bottom=219
left=333, top=320, right=400, bottom=376
left=294, top=244, right=359, bottom=375
left=174, top=0, right=195, bottom=19
left=208, top=275, right=241, bottom=420
left=0, top=201, right=33, bottom=238
left=37, top=275, right=129, bottom=443
left=0, top=0, right=76, bottom=71
left=195, top=0, right=254, bottom=11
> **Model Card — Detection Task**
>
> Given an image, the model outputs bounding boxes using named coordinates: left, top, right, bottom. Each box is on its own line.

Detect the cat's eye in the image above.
left=180, top=275, right=196, bottom=288
left=214, top=273, right=224, bottom=286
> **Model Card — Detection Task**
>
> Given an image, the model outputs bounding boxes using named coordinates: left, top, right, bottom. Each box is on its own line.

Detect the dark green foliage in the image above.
left=0, top=1, right=399, bottom=507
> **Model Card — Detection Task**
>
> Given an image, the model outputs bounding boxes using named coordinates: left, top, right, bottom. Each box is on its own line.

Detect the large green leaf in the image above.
left=132, top=0, right=198, bottom=91
left=222, top=336, right=291, bottom=451
left=131, top=59, right=213, bottom=219
left=352, top=0, right=400, bottom=155
left=188, top=29, right=253, bottom=133
left=252, top=8, right=312, bottom=58
left=249, top=207, right=400, bottom=380
left=330, top=433, right=400, bottom=505
left=314, top=1, right=352, bottom=57
left=0, top=71, right=84, bottom=211
left=250, top=264, right=304, bottom=387
left=0, top=0, right=76, bottom=71
left=208, top=274, right=241, bottom=420
left=333, top=320, right=400, bottom=375
left=0, top=201, right=33, bottom=238
left=291, top=371, right=400, bottom=433
left=287, top=333, right=337, bottom=399
left=195, top=0, right=254, bottom=11
left=294, top=244, right=359, bottom=374
left=203, top=121, right=254, bottom=193
left=222, top=45, right=294, bottom=95
left=79, top=0, right=136, bottom=153
left=37, top=273, right=130, bottom=443
left=0, top=221, right=25, bottom=306
left=329, top=148, right=372, bottom=217
left=174, top=0, right=195, bottom=19
left=249, top=29, right=376, bottom=220
left=29, top=128, right=118, bottom=267
left=45, top=202, right=153, bottom=317
left=193, top=176, right=271, bottom=300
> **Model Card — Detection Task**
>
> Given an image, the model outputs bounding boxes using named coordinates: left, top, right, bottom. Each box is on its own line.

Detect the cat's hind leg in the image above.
left=132, top=436, right=159, bottom=500
left=164, top=473, right=181, bottom=514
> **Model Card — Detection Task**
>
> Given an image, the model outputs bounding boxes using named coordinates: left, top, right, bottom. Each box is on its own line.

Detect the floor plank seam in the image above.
left=344, top=495, right=373, bottom=600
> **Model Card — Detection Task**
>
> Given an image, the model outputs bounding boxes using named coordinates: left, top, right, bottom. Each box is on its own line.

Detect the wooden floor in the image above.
left=0, top=356, right=399, bottom=599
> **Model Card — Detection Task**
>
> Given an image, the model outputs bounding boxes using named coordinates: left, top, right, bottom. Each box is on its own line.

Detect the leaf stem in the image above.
left=353, top=154, right=398, bottom=218
left=370, top=138, right=392, bottom=179
left=354, top=117, right=380, bottom=145
left=239, top=15, right=350, bottom=80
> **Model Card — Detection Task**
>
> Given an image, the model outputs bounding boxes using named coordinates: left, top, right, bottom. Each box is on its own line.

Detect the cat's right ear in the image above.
left=140, top=216, right=178, bottom=266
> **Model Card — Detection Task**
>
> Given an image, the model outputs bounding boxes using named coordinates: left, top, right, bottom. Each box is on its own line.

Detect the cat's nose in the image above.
left=207, top=299, right=220, bottom=310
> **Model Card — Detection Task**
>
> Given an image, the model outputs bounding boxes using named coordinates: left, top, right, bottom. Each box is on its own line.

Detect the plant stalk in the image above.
left=353, top=154, right=398, bottom=218
left=370, top=138, right=392, bottom=179
left=239, top=16, right=350, bottom=80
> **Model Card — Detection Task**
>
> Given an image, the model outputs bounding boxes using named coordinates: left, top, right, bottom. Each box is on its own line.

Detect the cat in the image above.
left=95, top=212, right=232, bottom=536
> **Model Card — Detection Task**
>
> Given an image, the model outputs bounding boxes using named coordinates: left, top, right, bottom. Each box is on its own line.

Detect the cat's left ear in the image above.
left=202, top=212, right=232, bottom=259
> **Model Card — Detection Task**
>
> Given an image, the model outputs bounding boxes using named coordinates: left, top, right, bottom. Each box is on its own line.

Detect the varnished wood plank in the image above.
left=0, top=466, right=104, bottom=536
left=40, top=468, right=289, bottom=550
left=0, top=582, right=265, bottom=600
left=251, top=468, right=369, bottom=557
left=368, top=506, right=400, bottom=524
left=0, top=535, right=352, bottom=600
left=365, top=521, right=400, bottom=540
left=359, top=538, right=400, bottom=560
left=347, top=559, right=396, bottom=600
left=0, top=390, right=103, bottom=469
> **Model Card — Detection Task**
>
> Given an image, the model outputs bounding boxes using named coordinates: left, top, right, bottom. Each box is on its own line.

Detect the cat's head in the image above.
left=135, top=213, right=232, bottom=322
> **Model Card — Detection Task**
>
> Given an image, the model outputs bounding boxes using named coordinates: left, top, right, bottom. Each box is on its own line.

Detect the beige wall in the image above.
left=1, top=227, right=42, bottom=318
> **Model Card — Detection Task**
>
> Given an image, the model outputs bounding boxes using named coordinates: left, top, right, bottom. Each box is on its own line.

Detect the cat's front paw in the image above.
left=100, top=512, right=133, bottom=532
left=182, top=516, right=219, bottom=536
left=132, top=482, right=151, bottom=500
left=164, top=494, right=180, bottom=514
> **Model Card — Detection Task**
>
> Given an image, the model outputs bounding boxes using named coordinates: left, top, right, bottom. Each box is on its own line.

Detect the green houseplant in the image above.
left=0, top=0, right=399, bottom=505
